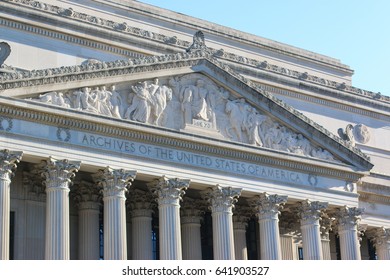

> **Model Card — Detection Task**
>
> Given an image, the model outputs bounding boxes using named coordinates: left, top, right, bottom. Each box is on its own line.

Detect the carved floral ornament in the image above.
left=27, top=73, right=340, bottom=162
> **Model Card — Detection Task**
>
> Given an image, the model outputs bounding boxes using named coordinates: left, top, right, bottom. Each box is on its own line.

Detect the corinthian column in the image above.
left=336, top=206, right=364, bottom=260
left=148, top=176, right=190, bottom=260
left=297, top=200, right=328, bottom=260
left=0, top=150, right=22, bottom=260
left=248, top=193, right=288, bottom=260
left=73, top=181, right=101, bottom=260
left=202, top=185, right=242, bottom=260
left=128, top=188, right=154, bottom=260
left=96, top=167, right=136, bottom=260
left=42, top=157, right=80, bottom=260
left=373, top=227, right=390, bottom=260
left=180, top=197, right=204, bottom=260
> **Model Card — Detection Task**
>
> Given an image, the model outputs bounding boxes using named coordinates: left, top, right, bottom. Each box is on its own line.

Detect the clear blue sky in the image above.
left=139, top=0, right=390, bottom=96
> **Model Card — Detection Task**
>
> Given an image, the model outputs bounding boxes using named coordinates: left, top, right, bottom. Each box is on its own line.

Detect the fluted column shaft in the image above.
left=374, top=228, right=390, bottom=260
left=0, top=150, right=22, bottom=260
left=43, top=157, right=80, bottom=260
left=181, top=217, right=202, bottom=260
left=336, top=206, right=364, bottom=260
left=131, top=209, right=153, bottom=260
left=97, top=167, right=136, bottom=260
left=249, top=193, right=287, bottom=260
left=149, top=176, right=189, bottom=260
left=298, top=200, right=327, bottom=260
left=78, top=201, right=100, bottom=259
left=233, top=218, right=248, bottom=260
left=203, top=185, right=241, bottom=260
left=74, top=181, right=101, bottom=260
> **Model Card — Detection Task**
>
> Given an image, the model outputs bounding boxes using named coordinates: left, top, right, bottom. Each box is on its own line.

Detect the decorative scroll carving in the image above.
left=95, top=167, right=136, bottom=198
left=147, top=176, right=190, bottom=205
left=201, top=185, right=242, bottom=213
left=0, top=149, right=22, bottom=181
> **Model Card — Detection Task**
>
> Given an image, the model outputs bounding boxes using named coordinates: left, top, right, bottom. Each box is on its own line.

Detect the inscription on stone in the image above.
left=80, top=133, right=302, bottom=184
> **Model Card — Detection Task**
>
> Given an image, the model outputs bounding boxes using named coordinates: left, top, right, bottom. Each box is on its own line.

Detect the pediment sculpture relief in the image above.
left=27, top=73, right=338, bottom=162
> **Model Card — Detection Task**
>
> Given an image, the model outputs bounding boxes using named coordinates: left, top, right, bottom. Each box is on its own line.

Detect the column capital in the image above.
left=336, top=206, right=364, bottom=231
left=320, top=213, right=335, bottom=240
left=372, top=227, right=390, bottom=247
left=181, top=197, right=205, bottom=223
left=23, top=170, right=46, bottom=201
left=42, top=157, right=80, bottom=190
left=0, top=149, right=23, bottom=181
left=233, top=206, right=251, bottom=230
left=248, top=192, right=288, bottom=219
left=148, top=176, right=190, bottom=206
left=298, top=200, right=328, bottom=226
left=128, top=188, right=154, bottom=214
left=73, top=181, right=101, bottom=209
left=95, top=167, right=136, bottom=198
left=202, top=185, right=241, bottom=213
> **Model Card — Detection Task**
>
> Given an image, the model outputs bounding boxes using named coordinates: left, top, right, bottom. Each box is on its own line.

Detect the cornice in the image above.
left=1, top=0, right=389, bottom=106
left=256, top=82, right=390, bottom=121
left=0, top=17, right=144, bottom=59
left=359, top=192, right=390, bottom=205
left=0, top=99, right=365, bottom=182
left=0, top=50, right=372, bottom=168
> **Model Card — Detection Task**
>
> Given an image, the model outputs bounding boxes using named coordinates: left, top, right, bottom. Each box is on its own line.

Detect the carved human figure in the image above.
left=263, top=123, right=283, bottom=149
left=109, top=85, right=123, bottom=118
left=245, top=107, right=267, bottom=146
left=151, top=84, right=172, bottom=125
left=180, top=87, right=193, bottom=126
left=225, top=99, right=248, bottom=141
left=311, top=147, right=334, bottom=161
left=124, top=81, right=152, bottom=123
left=296, top=134, right=312, bottom=156
left=72, top=87, right=98, bottom=113
left=191, top=79, right=209, bottom=121
left=38, top=91, right=70, bottom=108
left=96, top=86, right=113, bottom=117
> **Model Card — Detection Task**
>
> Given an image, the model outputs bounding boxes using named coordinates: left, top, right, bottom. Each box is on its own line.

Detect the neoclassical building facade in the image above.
left=0, top=0, right=389, bottom=260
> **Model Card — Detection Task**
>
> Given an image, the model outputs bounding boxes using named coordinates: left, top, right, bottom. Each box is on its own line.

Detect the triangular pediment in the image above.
left=0, top=50, right=373, bottom=171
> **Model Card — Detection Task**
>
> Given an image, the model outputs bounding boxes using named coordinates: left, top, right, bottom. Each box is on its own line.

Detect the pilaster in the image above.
left=0, top=149, right=22, bottom=260
left=202, top=185, right=241, bottom=260
left=248, top=192, right=287, bottom=260
left=148, top=176, right=190, bottom=260
left=42, top=157, right=80, bottom=260
left=96, top=167, right=136, bottom=260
